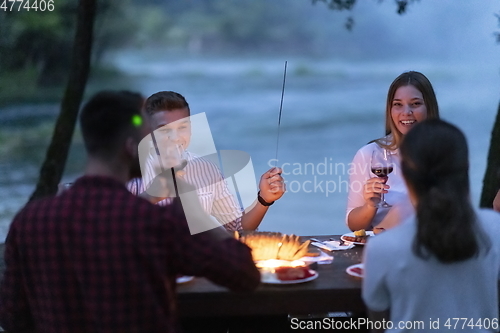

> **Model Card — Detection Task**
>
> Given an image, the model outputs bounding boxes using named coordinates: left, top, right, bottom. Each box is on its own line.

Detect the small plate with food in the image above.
left=346, top=263, right=364, bottom=278
left=341, top=230, right=374, bottom=245
left=258, top=264, right=318, bottom=285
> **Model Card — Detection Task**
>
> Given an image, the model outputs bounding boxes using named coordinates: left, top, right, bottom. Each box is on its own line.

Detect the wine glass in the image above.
left=173, top=144, right=188, bottom=173
left=156, top=141, right=187, bottom=171
left=370, top=149, right=394, bottom=208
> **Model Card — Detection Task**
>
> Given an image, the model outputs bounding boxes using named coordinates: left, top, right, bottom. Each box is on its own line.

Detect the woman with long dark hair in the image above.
left=363, top=119, right=500, bottom=332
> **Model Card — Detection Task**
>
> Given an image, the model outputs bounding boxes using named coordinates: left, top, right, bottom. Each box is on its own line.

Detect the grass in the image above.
left=0, top=64, right=130, bottom=107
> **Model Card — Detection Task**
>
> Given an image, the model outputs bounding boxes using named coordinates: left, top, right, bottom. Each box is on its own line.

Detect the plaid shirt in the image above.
left=0, top=176, right=260, bottom=333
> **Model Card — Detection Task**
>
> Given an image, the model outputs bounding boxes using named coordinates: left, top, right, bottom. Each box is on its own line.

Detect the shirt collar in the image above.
left=72, top=175, right=128, bottom=190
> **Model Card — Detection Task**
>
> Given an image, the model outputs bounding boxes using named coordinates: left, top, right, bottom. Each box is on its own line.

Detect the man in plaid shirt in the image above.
left=0, top=91, right=260, bottom=333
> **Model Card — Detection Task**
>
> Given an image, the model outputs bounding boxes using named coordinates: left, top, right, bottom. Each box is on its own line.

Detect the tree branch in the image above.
left=29, top=0, right=96, bottom=201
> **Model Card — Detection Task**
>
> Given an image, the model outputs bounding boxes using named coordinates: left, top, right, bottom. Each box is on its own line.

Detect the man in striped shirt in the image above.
left=128, top=91, right=285, bottom=231
left=0, top=91, right=260, bottom=333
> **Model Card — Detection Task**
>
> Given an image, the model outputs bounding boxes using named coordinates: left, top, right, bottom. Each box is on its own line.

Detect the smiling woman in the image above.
left=381, top=71, right=440, bottom=150
left=345, top=71, right=440, bottom=232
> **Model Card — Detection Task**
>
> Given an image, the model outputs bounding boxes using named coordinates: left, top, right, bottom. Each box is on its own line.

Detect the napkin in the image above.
left=311, top=241, right=354, bottom=251
left=300, top=251, right=333, bottom=265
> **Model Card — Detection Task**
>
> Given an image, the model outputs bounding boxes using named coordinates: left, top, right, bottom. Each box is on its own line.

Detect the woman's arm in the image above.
left=347, top=202, right=378, bottom=231
left=347, top=145, right=389, bottom=231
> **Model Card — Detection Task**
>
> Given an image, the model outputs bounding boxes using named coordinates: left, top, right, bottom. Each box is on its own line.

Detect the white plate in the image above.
left=346, top=264, right=364, bottom=278
left=261, top=270, right=318, bottom=285
left=311, top=241, right=354, bottom=252
left=176, top=276, right=194, bottom=284
left=341, top=231, right=375, bottom=246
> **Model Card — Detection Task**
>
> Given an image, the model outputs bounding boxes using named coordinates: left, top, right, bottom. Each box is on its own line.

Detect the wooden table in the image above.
left=0, top=236, right=367, bottom=330
left=177, top=235, right=366, bottom=318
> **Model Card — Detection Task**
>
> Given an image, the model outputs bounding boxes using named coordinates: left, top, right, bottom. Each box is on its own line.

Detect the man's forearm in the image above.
left=240, top=199, right=269, bottom=230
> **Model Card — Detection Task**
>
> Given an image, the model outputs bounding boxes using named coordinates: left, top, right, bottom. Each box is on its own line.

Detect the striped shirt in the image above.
left=128, top=151, right=243, bottom=231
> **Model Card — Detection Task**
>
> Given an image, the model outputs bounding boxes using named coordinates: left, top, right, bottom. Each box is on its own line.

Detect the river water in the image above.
left=1, top=54, right=499, bottom=241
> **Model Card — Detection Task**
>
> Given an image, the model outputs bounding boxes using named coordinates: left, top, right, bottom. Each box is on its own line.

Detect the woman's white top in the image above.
left=346, top=142, right=411, bottom=229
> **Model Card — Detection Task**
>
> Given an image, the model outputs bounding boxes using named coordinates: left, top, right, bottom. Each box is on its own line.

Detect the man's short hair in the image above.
left=79, top=90, right=144, bottom=156
left=145, top=91, right=190, bottom=115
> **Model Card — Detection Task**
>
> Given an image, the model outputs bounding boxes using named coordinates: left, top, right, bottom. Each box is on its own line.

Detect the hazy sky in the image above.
left=303, top=0, right=499, bottom=65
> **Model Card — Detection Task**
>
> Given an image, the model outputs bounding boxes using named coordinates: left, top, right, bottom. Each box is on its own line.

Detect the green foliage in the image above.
left=310, top=0, right=418, bottom=29
left=0, top=67, right=63, bottom=106
left=0, top=0, right=136, bottom=88
left=311, top=0, right=356, bottom=11
left=93, top=0, right=139, bottom=61
left=0, top=67, right=38, bottom=99
left=132, top=5, right=172, bottom=47
left=0, top=122, right=54, bottom=162
left=311, top=0, right=417, bottom=14
left=126, top=0, right=344, bottom=53
left=1, top=0, right=418, bottom=92
left=0, top=1, right=77, bottom=85
left=120, top=0, right=420, bottom=52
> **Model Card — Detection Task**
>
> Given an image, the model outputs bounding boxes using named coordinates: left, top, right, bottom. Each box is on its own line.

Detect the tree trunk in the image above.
left=29, top=0, right=96, bottom=201
left=480, top=101, right=500, bottom=208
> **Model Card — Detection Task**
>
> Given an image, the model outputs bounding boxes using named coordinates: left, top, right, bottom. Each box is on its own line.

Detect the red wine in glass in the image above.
left=371, top=149, right=393, bottom=208
left=371, top=166, right=393, bottom=178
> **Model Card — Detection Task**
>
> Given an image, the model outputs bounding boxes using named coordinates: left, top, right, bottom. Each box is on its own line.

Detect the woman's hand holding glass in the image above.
left=363, top=177, right=390, bottom=208
left=365, top=149, right=394, bottom=208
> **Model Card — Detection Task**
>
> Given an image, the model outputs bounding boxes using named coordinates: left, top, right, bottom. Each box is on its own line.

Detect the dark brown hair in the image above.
left=145, top=91, right=190, bottom=116
left=400, top=119, right=488, bottom=263
left=80, top=90, right=144, bottom=157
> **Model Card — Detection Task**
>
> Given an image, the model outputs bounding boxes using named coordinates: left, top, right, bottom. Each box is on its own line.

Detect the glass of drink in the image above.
left=370, top=149, right=393, bottom=208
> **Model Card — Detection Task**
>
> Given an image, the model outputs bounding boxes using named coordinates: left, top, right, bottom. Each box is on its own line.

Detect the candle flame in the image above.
left=255, top=259, right=305, bottom=269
